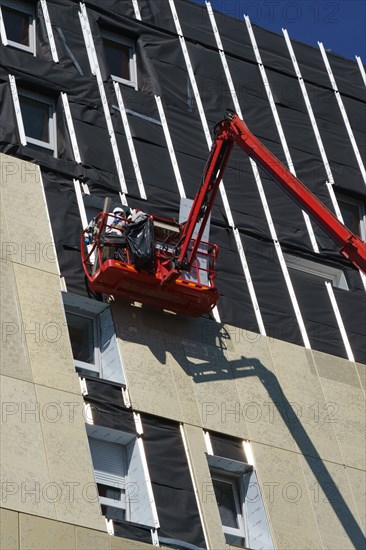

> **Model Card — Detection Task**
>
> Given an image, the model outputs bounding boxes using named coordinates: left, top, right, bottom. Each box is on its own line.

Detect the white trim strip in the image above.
left=243, top=441, right=255, bottom=467
left=180, top=425, right=210, bottom=548
left=73, top=178, right=89, bottom=229
left=355, top=56, right=366, bottom=87
left=325, top=282, right=354, bottom=362
left=131, top=0, right=141, bottom=20
left=155, top=95, right=186, bottom=198
left=245, top=15, right=319, bottom=254
left=61, top=92, right=82, bottom=164
left=169, top=0, right=264, bottom=335
left=79, top=3, right=128, bottom=198
left=203, top=430, right=213, bottom=455
left=318, top=42, right=366, bottom=185
left=136, top=437, right=160, bottom=528
left=9, top=75, right=27, bottom=146
left=0, top=7, right=8, bottom=46
left=113, top=82, right=146, bottom=199
left=282, top=32, right=366, bottom=293
left=40, top=0, right=59, bottom=62
left=133, top=412, right=143, bottom=435
left=206, top=3, right=311, bottom=344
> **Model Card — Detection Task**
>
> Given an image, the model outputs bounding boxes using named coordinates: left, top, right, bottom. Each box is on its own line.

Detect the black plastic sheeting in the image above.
left=141, top=414, right=206, bottom=547
left=0, top=0, right=365, bottom=362
left=210, top=432, right=247, bottom=462
left=84, top=379, right=206, bottom=546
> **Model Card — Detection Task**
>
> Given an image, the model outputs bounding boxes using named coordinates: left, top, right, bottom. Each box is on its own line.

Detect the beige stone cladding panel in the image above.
left=0, top=260, right=33, bottom=382
left=34, top=385, right=105, bottom=530
left=181, top=334, right=245, bottom=437
left=0, top=508, right=19, bottom=549
left=0, top=376, right=56, bottom=518
left=268, top=339, right=342, bottom=463
left=313, top=350, right=365, bottom=471
left=13, top=263, right=80, bottom=395
left=76, top=526, right=111, bottom=549
left=182, top=424, right=227, bottom=548
left=252, top=442, right=322, bottom=549
left=0, top=154, right=58, bottom=275
left=112, top=302, right=182, bottom=420
left=228, top=327, right=296, bottom=452
left=299, top=455, right=365, bottom=549
left=355, top=361, right=365, bottom=390
left=19, top=513, right=75, bottom=549
left=0, top=195, right=10, bottom=261
left=346, top=467, right=366, bottom=535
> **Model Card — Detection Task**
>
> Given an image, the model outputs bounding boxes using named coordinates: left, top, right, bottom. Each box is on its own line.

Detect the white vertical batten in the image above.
left=79, top=3, right=128, bottom=203
left=113, top=81, right=147, bottom=199
left=283, top=27, right=366, bottom=301
left=318, top=42, right=366, bottom=185
left=155, top=95, right=186, bottom=198
left=40, top=0, right=59, bottom=62
left=169, top=0, right=265, bottom=335
left=325, top=282, right=354, bottom=362
left=206, top=2, right=311, bottom=346
left=131, top=0, right=141, bottom=20
left=245, top=14, right=319, bottom=254
left=9, top=75, right=27, bottom=145
left=61, top=92, right=82, bottom=164
left=355, top=56, right=366, bottom=87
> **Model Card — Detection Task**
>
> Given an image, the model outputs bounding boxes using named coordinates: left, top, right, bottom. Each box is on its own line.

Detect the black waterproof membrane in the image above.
left=0, top=0, right=365, bottom=363
left=84, top=379, right=205, bottom=546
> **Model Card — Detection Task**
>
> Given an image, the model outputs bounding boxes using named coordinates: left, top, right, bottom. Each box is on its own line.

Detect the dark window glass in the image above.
left=65, top=312, right=95, bottom=364
left=2, top=6, right=30, bottom=46
left=212, top=478, right=239, bottom=529
left=19, top=96, right=50, bottom=142
left=101, top=504, right=125, bottom=522
left=338, top=199, right=361, bottom=237
left=103, top=38, right=131, bottom=80
left=97, top=483, right=123, bottom=502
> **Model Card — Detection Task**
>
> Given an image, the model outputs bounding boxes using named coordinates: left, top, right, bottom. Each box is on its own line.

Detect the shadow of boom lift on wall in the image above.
left=117, top=303, right=364, bottom=548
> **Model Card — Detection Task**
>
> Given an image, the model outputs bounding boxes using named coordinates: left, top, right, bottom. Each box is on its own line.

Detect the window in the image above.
left=0, top=0, right=36, bottom=54
left=18, top=90, right=57, bottom=156
left=207, top=454, right=274, bottom=550
left=65, top=311, right=99, bottom=372
left=212, top=473, right=246, bottom=546
left=86, top=423, right=158, bottom=531
left=284, top=253, right=349, bottom=290
left=336, top=193, right=366, bottom=241
left=63, top=293, right=125, bottom=384
left=101, top=31, right=137, bottom=88
left=89, top=436, right=128, bottom=522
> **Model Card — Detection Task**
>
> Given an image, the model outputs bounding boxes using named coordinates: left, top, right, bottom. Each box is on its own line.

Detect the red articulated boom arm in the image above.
left=173, top=112, right=366, bottom=275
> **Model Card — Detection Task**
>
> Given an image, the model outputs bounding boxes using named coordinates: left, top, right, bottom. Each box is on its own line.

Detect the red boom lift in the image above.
left=81, top=113, right=366, bottom=316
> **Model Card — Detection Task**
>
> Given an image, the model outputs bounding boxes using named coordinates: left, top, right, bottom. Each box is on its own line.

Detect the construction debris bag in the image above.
left=126, top=217, right=155, bottom=272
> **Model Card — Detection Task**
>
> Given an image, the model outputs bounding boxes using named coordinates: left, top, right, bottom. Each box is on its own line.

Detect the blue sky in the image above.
left=190, top=0, right=366, bottom=61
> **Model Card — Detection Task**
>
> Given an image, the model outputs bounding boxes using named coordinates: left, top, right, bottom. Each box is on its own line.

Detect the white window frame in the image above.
left=336, top=192, right=366, bottom=241
left=89, top=437, right=128, bottom=520
left=65, top=308, right=101, bottom=375
left=18, top=89, right=57, bottom=156
left=211, top=471, right=246, bottom=543
left=101, top=30, right=137, bottom=89
left=0, top=0, right=36, bottom=55
left=284, top=253, right=349, bottom=291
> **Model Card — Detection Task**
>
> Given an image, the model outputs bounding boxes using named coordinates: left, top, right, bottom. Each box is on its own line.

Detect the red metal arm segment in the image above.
left=176, top=113, right=366, bottom=274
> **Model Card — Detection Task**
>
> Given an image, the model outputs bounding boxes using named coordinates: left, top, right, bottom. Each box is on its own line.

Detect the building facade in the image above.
left=0, top=1, right=365, bottom=549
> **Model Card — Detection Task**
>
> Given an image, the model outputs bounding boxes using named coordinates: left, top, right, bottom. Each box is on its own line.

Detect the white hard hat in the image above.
left=113, top=207, right=125, bottom=216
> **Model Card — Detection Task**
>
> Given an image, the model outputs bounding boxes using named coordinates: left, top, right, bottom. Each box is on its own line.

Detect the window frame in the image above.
left=284, top=253, right=349, bottom=291
left=65, top=308, right=101, bottom=374
left=336, top=192, right=366, bottom=241
left=101, top=30, right=137, bottom=89
left=211, top=471, right=247, bottom=542
left=18, top=89, right=57, bottom=156
left=0, top=0, right=36, bottom=55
